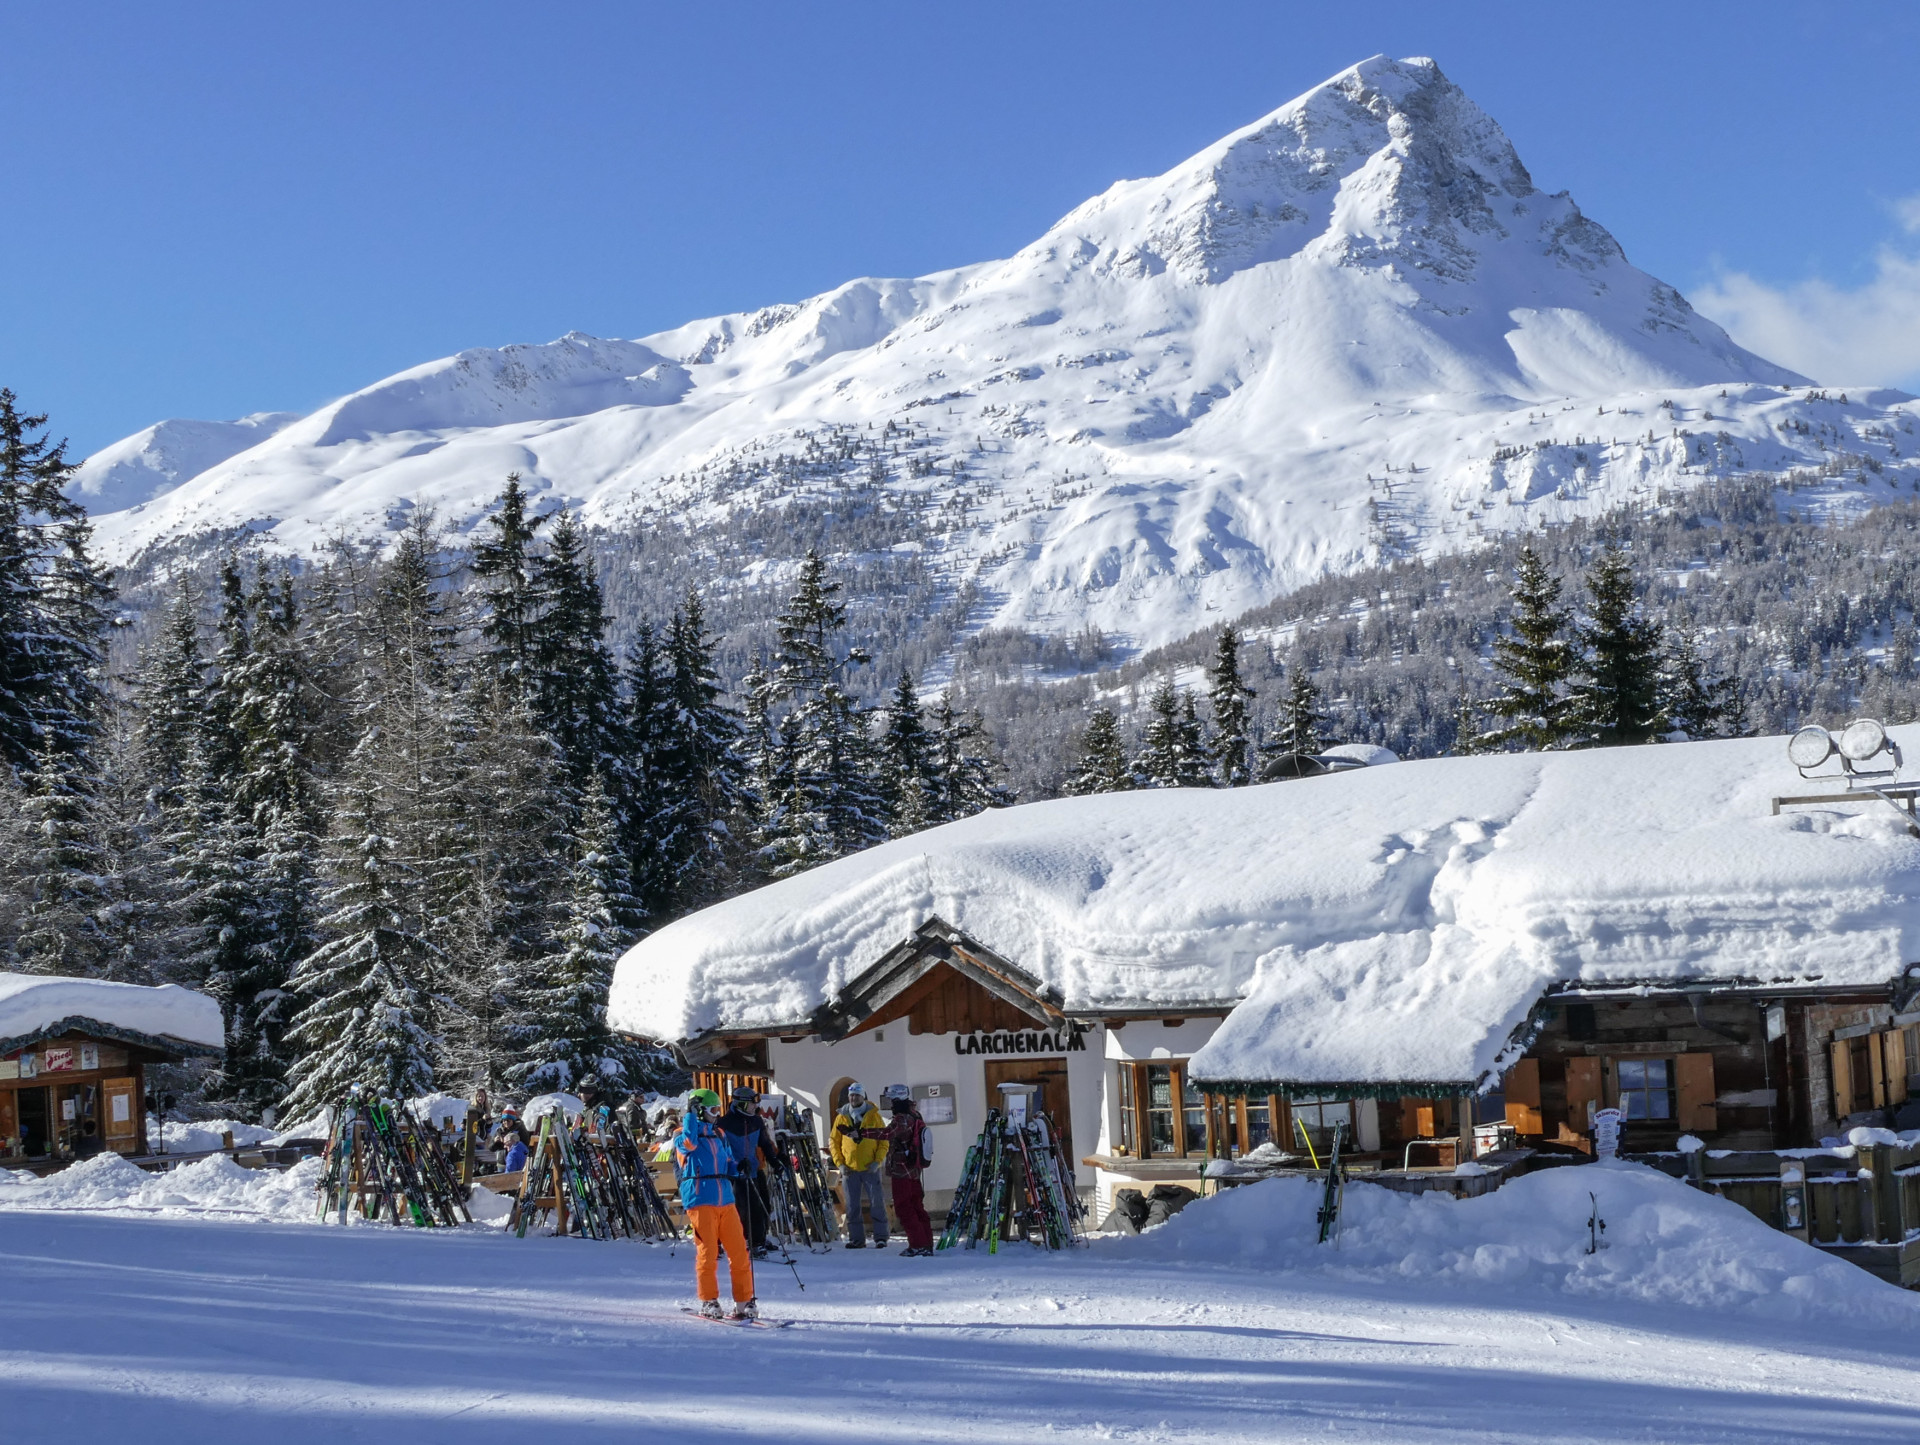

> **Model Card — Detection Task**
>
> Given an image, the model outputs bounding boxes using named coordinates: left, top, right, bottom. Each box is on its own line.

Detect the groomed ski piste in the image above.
left=4, top=1146, right=1917, bottom=1443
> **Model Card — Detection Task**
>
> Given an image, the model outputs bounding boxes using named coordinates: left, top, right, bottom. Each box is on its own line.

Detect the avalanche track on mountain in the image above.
left=79, top=55, right=1920, bottom=652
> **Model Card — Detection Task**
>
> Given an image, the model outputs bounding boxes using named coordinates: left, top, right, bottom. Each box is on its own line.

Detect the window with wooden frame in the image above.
left=1111, top=1060, right=1209, bottom=1158
left=1112, top=1067, right=1356, bottom=1159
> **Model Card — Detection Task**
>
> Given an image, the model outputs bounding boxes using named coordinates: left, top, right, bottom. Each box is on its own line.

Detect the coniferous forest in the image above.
left=5, top=385, right=1915, bottom=1125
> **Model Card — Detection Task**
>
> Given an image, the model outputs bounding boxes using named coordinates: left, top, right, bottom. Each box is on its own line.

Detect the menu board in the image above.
left=912, top=1082, right=957, bottom=1125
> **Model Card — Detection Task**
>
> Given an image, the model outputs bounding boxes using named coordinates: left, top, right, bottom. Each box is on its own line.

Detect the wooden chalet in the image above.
left=0, top=975, right=225, bottom=1166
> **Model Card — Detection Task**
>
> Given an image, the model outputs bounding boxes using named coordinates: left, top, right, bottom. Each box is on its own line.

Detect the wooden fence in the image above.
left=1631, top=1139, right=1920, bottom=1288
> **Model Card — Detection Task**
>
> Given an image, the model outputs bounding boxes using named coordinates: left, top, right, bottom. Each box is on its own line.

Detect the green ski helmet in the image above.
left=687, top=1088, right=722, bottom=1117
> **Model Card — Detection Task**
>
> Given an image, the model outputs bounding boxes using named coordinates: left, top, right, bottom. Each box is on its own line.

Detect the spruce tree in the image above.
left=756, top=552, right=886, bottom=875
left=657, top=591, right=746, bottom=907
left=1661, top=628, right=1745, bottom=740
left=531, top=508, right=622, bottom=795
left=1259, top=669, right=1329, bottom=777
left=281, top=731, right=439, bottom=1120
left=0, top=391, right=112, bottom=770
left=1476, top=546, right=1577, bottom=752
left=470, top=473, right=546, bottom=700
left=13, top=739, right=109, bottom=975
left=1208, top=624, right=1256, bottom=787
left=925, top=695, right=1011, bottom=822
left=133, top=579, right=207, bottom=811
left=1066, top=707, right=1134, bottom=795
left=1568, top=545, right=1665, bottom=747
left=509, top=774, right=642, bottom=1095
left=879, top=669, right=935, bottom=836
left=1136, top=679, right=1212, bottom=788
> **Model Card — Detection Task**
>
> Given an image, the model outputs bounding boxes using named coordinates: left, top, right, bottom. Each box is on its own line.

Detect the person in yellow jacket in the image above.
left=830, top=1083, right=890, bottom=1247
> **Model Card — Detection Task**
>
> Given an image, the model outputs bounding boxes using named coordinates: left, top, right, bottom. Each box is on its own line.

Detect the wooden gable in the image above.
left=818, top=917, right=1065, bottom=1041
left=848, top=960, right=1049, bottom=1037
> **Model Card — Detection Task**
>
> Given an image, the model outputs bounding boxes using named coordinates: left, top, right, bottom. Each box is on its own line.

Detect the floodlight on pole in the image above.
left=1786, top=726, right=1833, bottom=771
left=1838, top=718, right=1889, bottom=764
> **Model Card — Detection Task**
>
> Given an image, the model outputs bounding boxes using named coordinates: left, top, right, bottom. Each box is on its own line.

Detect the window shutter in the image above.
left=1830, top=1039, right=1853, bottom=1120
left=1565, top=1057, right=1602, bottom=1130
left=1885, top=1029, right=1910, bottom=1106
left=1503, top=1058, right=1543, bottom=1135
left=1867, top=1034, right=1887, bottom=1110
left=1675, top=1053, right=1716, bottom=1132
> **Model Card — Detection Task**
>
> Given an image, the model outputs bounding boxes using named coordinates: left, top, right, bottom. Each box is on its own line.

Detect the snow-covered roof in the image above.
left=0, top=974, right=225, bottom=1057
left=607, top=729, right=1920, bottom=1089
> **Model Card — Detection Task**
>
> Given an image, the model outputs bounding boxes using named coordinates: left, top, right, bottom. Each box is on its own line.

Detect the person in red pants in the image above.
left=882, top=1085, right=934, bottom=1255
left=674, top=1088, right=757, bottom=1318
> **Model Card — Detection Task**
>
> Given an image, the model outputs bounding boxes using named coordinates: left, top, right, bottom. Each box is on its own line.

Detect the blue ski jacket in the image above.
left=673, top=1114, right=738, bottom=1210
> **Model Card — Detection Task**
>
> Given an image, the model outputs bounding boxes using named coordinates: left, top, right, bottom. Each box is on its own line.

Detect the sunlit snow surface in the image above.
left=609, top=729, right=1920, bottom=1086
left=0, top=973, right=224, bottom=1051
left=79, top=56, right=1920, bottom=652
left=1, top=1161, right=1915, bottom=1443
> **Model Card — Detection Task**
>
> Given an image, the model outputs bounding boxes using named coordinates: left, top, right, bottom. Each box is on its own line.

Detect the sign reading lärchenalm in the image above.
left=953, top=1027, right=1086, bottom=1056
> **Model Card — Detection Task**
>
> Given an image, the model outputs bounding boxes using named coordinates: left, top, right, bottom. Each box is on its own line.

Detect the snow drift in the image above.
left=608, top=728, right=1920, bottom=1088
left=1110, top=1161, right=1920, bottom=1331
left=0, top=1150, right=323, bottom=1221
left=78, top=56, right=1920, bottom=653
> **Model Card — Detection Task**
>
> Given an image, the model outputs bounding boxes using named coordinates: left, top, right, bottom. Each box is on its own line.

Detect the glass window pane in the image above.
left=1183, top=1108, right=1206, bottom=1153
left=1147, top=1066, right=1173, bottom=1109
left=1117, top=1067, right=1135, bottom=1155
left=1246, top=1101, right=1271, bottom=1147
left=1647, top=1085, right=1672, bottom=1120
left=1618, top=1060, right=1645, bottom=1090
left=1147, top=1109, right=1175, bottom=1154
left=1181, top=1073, right=1204, bottom=1107
left=1623, top=1089, right=1648, bottom=1120
left=1645, top=1060, right=1670, bottom=1090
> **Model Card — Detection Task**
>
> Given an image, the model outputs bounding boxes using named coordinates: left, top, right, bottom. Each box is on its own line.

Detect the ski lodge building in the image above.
left=608, top=729, right=1920, bottom=1217
left=0, top=975, right=225, bottom=1164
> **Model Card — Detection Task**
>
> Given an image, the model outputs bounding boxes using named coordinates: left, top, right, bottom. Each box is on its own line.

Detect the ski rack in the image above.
left=314, top=1090, right=473, bottom=1228
left=766, top=1100, right=839, bottom=1251
left=508, top=1109, right=681, bottom=1242
left=936, top=1107, right=1086, bottom=1253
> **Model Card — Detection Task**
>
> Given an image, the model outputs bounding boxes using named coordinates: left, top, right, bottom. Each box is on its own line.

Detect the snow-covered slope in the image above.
left=70, top=412, right=299, bottom=514
left=82, top=57, right=1920, bottom=650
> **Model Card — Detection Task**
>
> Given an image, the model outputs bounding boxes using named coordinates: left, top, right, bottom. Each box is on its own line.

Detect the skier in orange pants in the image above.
left=674, top=1088, right=757, bottom=1318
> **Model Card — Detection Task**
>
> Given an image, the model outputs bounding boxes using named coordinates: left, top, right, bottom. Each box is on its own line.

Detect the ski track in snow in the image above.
left=1, top=1205, right=1915, bottom=1443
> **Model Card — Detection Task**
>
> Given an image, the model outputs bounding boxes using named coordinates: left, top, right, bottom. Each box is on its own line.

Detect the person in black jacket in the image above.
left=715, top=1085, right=778, bottom=1254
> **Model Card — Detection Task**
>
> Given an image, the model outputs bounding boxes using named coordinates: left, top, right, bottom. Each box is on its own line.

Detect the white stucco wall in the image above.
left=766, top=1024, right=1109, bottom=1199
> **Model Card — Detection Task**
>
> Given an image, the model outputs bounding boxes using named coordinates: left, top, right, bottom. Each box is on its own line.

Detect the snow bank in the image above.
left=155, top=1118, right=278, bottom=1153
left=0, top=973, right=223, bottom=1052
left=0, top=1152, right=324, bottom=1221
left=611, top=729, right=1920, bottom=1087
left=522, top=1092, right=585, bottom=1124
left=1110, top=1163, right=1920, bottom=1331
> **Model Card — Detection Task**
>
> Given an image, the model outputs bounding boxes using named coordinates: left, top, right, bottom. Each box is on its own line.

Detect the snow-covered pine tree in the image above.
left=879, top=669, right=935, bottom=837
left=0, top=391, right=112, bottom=771
left=1208, top=625, right=1256, bottom=787
left=925, top=695, right=1011, bottom=823
left=166, top=734, right=276, bottom=1104
left=12, top=738, right=110, bottom=976
left=132, top=579, right=207, bottom=813
left=1066, top=707, right=1134, bottom=795
left=1259, top=669, right=1329, bottom=778
left=657, top=590, right=747, bottom=909
left=531, top=508, right=622, bottom=797
left=209, top=564, right=325, bottom=1118
left=757, top=552, right=886, bottom=875
left=509, top=773, right=645, bottom=1096
left=1568, top=545, right=1665, bottom=748
left=1136, top=678, right=1212, bottom=788
left=1474, top=546, right=1577, bottom=752
left=470, top=473, right=547, bottom=702
left=437, top=679, right=571, bottom=1095
left=280, top=725, right=440, bottom=1121
left=1660, top=628, right=1745, bottom=740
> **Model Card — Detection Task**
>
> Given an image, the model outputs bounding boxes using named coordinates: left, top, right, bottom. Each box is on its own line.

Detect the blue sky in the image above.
left=5, top=2, right=1919, bottom=458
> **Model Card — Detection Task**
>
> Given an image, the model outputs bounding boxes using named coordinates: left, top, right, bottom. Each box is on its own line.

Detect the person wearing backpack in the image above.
left=882, top=1085, right=935, bottom=1255
left=673, top=1088, right=757, bottom=1320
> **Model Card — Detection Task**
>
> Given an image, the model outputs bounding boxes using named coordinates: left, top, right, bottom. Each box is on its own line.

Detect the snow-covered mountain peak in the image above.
left=78, top=56, right=1919, bottom=655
